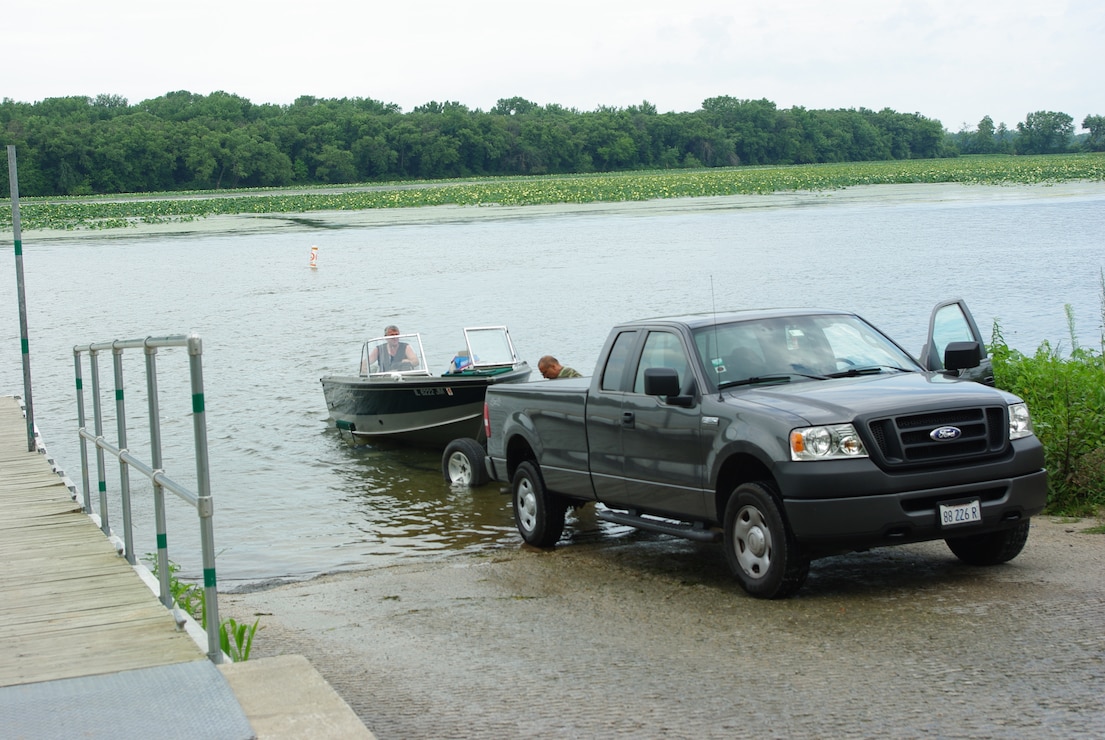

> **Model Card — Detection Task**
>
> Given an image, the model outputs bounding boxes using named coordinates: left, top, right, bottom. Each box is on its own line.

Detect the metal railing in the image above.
left=73, top=333, right=222, bottom=663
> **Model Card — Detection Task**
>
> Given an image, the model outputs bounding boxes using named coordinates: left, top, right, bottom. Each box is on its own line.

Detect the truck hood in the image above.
left=727, top=372, right=1018, bottom=426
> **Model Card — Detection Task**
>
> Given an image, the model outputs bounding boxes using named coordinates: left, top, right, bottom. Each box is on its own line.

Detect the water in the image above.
left=2, top=183, right=1103, bottom=587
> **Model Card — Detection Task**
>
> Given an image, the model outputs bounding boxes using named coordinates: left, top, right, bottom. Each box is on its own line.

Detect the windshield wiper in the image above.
left=719, top=372, right=825, bottom=389
left=825, top=365, right=913, bottom=379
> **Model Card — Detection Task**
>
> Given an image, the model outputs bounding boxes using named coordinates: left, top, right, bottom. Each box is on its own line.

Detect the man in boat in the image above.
left=364, top=325, right=420, bottom=372
left=538, top=355, right=582, bottom=379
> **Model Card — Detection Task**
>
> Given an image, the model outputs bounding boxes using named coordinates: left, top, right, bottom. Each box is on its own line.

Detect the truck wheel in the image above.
left=723, top=481, right=809, bottom=599
left=442, top=438, right=489, bottom=487
left=511, top=461, right=566, bottom=547
left=945, top=520, right=1030, bottom=565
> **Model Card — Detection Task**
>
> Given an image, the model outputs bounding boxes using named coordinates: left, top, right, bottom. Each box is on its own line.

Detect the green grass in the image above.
left=5, top=153, right=1104, bottom=232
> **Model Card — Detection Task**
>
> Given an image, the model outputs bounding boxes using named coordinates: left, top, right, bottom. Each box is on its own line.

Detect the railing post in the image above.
left=112, top=343, right=136, bottom=564
left=7, top=145, right=36, bottom=453
left=73, top=349, right=92, bottom=514
left=89, top=349, right=110, bottom=535
left=187, top=334, right=221, bottom=663
left=144, top=342, right=172, bottom=609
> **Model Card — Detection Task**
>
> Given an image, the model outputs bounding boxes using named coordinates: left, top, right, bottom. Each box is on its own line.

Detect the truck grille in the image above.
left=867, top=407, right=1007, bottom=467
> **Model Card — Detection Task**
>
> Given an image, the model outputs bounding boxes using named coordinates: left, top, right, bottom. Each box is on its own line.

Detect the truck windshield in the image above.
left=693, top=314, right=920, bottom=391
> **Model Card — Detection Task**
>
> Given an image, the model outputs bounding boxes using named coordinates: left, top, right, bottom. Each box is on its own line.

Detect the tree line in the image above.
left=1, top=91, right=1100, bottom=197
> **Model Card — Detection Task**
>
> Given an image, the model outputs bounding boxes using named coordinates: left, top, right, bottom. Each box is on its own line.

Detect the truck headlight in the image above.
left=790, top=424, right=868, bottom=461
left=1009, top=403, right=1034, bottom=440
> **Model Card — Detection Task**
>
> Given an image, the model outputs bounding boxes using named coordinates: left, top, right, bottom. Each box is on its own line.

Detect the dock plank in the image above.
left=0, top=395, right=207, bottom=689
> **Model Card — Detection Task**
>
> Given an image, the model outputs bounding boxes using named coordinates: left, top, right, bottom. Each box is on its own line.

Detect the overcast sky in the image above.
left=6, top=0, right=1100, bottom=131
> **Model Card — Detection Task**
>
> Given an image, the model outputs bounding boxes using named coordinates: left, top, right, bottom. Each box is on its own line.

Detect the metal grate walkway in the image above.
left=0, top=660, right=253, bottom=739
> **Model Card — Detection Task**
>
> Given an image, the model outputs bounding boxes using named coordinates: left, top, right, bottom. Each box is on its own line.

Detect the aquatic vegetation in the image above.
left=3, top=153, right=1103, bottom=232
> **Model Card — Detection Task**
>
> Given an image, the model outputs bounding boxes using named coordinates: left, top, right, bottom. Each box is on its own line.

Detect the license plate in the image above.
left=939, top=499, right=982, bottom=528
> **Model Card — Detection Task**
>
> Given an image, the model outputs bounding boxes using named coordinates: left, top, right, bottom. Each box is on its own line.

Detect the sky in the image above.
left=6, top=0, right=1101, bottom=132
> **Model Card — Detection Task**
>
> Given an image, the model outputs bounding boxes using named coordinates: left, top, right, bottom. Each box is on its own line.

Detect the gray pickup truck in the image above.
left=482, top=300, right=1047, bottom=598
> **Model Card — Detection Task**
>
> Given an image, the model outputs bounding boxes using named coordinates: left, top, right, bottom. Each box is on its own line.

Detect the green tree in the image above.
left=29, top=118, right=93, bottom=194
left=314, top=144, right=357, bottom=183
left=3, top=90, right=976, bottom=196
left=1015, top=111, right=1074, bottom=154
left=387, top=120, right=423, bottom=177
left=1082, top=115, right=1105, bottom=151
left=491, top=97, right=540, bottom=116
left=975, top=115, right=998, bottom=153
left=351, top=134, right=396, bottom=178
left=177, top=123, right=221, bottom=187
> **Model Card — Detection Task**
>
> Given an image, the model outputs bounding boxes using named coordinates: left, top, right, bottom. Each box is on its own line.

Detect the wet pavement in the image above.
left=222, top=515, right=1105, bottom=738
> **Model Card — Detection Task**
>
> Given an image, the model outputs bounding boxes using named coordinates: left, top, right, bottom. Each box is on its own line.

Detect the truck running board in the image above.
left=596, top=508, right=721, bottom=543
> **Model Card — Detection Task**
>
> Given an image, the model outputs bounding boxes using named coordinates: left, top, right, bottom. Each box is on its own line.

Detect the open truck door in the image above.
left=919, top=299, right=995, bottom=386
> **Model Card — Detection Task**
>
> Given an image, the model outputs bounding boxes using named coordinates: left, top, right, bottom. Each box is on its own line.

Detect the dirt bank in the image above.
left=222, top=516, right=1105, bottom=738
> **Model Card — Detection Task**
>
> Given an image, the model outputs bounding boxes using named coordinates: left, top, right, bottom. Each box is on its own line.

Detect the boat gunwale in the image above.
left=321, top=362, right=531, bottom=389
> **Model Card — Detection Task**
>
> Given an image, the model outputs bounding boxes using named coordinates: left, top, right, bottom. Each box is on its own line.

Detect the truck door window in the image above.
left=601, top=331, right=638, bottom=391
left=931, top=303, right=975, bottom=369
left=633, top=332, right=688, bottom=393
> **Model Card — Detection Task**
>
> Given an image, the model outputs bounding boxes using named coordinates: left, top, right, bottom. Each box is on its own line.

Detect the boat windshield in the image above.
left=360, top=333, right=430, bottom=376
left=461, top=326, right=521, bottom=368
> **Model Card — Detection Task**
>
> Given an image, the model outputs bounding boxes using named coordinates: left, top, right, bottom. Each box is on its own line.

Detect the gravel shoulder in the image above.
left=222, top=516, right=1105, bottom=738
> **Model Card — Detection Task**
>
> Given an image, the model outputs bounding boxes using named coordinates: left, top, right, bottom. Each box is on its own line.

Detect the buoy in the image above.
left=309, top=245, right=319, bottom=269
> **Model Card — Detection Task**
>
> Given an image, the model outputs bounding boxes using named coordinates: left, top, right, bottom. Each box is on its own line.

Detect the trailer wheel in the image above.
left=723, top=481, right=809, bottom=599
left=512, top=461, right=566, bottom=547
left=945, top=520, right=1030, bottom=565
left=442, top=437, right=489, bottom=487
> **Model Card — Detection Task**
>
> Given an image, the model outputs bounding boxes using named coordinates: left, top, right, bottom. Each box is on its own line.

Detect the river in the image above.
left=2, top=181, right=1103, bottom=587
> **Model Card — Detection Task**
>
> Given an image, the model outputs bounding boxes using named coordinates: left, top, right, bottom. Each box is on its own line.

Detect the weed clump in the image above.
left=990, top=272, right=1105, bottom=516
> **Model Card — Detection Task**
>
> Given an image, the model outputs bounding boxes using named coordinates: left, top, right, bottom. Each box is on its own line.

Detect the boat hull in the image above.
left=320, top=364, right=531, bottom=447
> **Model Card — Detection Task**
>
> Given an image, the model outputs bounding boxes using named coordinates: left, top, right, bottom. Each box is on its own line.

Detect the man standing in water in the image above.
left=538, top=355, right=582, bottom=379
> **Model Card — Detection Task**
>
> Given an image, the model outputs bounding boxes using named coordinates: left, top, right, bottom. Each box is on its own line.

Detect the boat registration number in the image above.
left=938, top=499, right=982, bottom=528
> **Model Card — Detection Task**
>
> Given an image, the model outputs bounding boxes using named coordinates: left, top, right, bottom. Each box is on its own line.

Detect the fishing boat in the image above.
left=320, top=326, right=531, bottom=447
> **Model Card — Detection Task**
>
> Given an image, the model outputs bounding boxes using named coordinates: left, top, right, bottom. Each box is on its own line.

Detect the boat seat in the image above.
left=446, top=350, right=472, bottom=374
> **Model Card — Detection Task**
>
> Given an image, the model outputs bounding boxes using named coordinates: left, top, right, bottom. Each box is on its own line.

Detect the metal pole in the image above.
left=187, top=334, right=221, bottom=663
left=73, top=350, right=92, bottom=513
left=89, top=350, right=110, bottom=535
left=113, top=344, right=135, bottom=564
left=7, top=145, right=35, bottom=452
left=144, top=343, right=172, bottom=609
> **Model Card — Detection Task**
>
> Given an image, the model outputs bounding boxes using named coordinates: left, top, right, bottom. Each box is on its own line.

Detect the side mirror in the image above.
left=943, top=341, right=982, bottom=373
left=643, top=367, right=680, bottom=397
left=643, top=367, right=695, bottom=407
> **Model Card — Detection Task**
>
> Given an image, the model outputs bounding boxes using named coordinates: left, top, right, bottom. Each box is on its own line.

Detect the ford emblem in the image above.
left=930, top=426, right=962, bottom=441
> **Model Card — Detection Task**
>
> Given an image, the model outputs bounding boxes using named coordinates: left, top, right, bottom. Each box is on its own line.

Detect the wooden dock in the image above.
left=0, top=394, right=205, bottom=686
left=0, top=394, right=374, bottom=738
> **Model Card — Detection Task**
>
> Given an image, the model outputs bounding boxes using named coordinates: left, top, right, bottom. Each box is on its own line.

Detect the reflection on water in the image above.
left=333, top=438, right=519, bottom=554
left=3, top=185, right=1104, bottom=587
left=329, top=435, right=620, bottom=559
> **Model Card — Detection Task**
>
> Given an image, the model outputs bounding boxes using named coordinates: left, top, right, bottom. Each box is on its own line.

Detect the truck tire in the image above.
left=511, top=461, right=566, bottom=547
left=723, top=481, right=809, bottom=599
left=945, top=519, right=1030, bottom=565
left=442, top=438, right=489, bottom=487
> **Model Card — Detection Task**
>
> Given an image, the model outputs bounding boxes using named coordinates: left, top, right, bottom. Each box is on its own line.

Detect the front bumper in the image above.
left=783, top=467, right=1047, bottom=552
